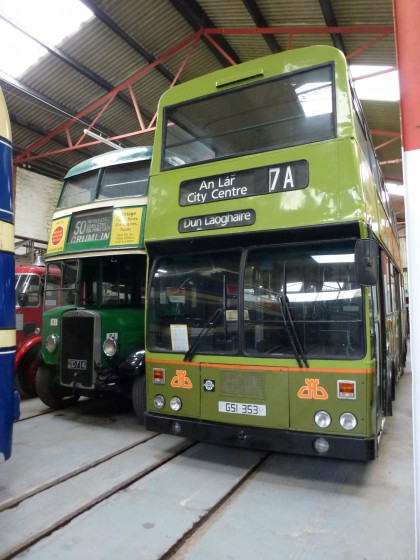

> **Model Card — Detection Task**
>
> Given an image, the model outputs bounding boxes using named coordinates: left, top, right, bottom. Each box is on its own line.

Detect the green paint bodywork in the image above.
left=39, top=147, right=153, bottom=396
left=143, top=46, right=405, bottom=453
left=41, top=306, right=145, bottom=369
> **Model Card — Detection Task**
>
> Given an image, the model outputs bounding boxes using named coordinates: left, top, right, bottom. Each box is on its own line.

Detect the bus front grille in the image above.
left=60, top=312, right=97, bottom=389
left=220, top=370, right=265, bottom=399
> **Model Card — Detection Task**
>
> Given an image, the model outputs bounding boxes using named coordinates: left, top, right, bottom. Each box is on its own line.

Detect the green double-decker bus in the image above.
left=144, top=46, right=407, bottom=460
left=36, top=146, right=153, bottom=419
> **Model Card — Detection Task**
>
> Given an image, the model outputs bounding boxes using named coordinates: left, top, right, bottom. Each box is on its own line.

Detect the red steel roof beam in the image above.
left=14, top=30, right=204, bottom=164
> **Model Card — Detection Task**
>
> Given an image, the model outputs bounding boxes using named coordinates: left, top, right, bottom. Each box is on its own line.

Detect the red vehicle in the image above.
left=15, top=256, right=47, bottom=397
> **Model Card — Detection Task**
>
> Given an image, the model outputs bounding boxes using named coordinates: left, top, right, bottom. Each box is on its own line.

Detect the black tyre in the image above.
left=15, top=345, right=41, bottom=398
left=131, top=375, right=146, bottom=423
left=36, top=364, right=80, bottom=409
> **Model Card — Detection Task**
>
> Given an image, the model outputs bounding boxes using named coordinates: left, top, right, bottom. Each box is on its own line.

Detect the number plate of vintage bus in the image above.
left=218, top=401, right=266, bottom=416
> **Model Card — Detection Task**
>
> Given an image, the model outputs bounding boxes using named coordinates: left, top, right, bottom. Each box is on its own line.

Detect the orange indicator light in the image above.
left=153, top=368, right=166, bottom=384
left=337, top=380, right=356, bottom=399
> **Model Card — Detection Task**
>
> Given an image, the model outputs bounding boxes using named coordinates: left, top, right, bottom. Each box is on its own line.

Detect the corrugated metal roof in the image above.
left=0, top=0, right=403, bottom=222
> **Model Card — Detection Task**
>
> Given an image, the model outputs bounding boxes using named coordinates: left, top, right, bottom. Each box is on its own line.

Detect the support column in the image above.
left=393, top=0, right=420, bottom=555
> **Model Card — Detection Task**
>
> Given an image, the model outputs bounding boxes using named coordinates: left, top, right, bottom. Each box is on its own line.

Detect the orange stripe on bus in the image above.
left=146, top=358, right=374, bottom=375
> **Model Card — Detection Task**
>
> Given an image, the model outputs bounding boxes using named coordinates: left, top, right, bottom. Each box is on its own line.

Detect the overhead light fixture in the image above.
left=311, top=254, right=355, bottom=264
left=83, top=129, right=121, bottom=150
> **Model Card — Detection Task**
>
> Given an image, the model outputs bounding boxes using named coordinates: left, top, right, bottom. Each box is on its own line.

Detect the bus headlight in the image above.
left=154, top=394, right=165, bottom=409
left=103, top=336, right=118, bottom=357
left=314, top=410, right=332, bottom=428
left=170, top=396, right=182, bottom=412
left=340, top=412, right=358, bottom=430
left=46, top=334, right=58, bottom=353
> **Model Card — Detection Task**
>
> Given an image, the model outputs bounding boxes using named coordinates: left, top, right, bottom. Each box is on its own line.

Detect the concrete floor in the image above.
left=0, top=350, right=415, bottom=560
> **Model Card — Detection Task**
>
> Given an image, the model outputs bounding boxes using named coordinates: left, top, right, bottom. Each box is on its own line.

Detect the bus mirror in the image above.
left=355, top=239, right=379, bottom=286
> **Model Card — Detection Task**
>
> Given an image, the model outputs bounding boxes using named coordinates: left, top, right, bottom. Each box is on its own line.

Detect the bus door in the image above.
left=378, top=250, right=394, bottom=420
left=370, top=282, right=386, bottom=434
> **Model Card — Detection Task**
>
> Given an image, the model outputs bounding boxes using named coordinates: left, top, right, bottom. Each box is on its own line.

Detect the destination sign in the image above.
left=68, top=210, right=113, bottom=244
left=178, top=209, right=256, bottom=233
left=179, top=160, right=309, bottom=207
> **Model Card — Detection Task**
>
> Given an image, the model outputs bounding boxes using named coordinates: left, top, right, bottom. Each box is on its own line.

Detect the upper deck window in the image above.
left=98, top=161, right=150, bottom=199
left=162, top=64, right=335, bottom=170
left=58, top=170, right=98, bottom=209
left=58, top=160, right=150, bottom=209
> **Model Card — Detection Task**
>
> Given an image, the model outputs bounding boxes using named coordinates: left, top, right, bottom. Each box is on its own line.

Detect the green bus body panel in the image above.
left=41, top=307, right=145, bottom=367
left=146, top=140, right=373, bottom=243
left=143, top=46, right=405, bottom=458
left=147, top=46, right=359, bottom=244
left=150, top=46, right=352, bottom=177
left=146, top=355, right=375, bottom=437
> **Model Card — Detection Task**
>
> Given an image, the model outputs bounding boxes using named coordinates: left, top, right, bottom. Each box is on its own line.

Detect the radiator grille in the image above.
left=60, top=314, right=95, bottom=388
left=220, top=370, right=265, bottom=399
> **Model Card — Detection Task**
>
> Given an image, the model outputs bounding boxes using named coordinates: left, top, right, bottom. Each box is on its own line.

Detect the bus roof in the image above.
left=154, top=45, right=347, bottom=109
left=65, top=146, right=153, bottom=179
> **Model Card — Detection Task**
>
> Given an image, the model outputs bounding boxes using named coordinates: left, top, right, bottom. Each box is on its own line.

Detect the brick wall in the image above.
left=14, top=168, right=62, bottom=264
left=15, top=167, right=61, bottom=242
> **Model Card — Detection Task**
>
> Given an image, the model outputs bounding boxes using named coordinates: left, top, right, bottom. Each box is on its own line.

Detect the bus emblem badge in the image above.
left=297, top=378, right=328, bottom=400
left=171, top=370, right=193, bottom=389
left=203, top=379, right=215, bottom=392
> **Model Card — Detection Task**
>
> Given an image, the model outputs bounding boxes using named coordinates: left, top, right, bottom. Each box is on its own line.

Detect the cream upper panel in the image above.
left=0, top=89, right=12, bottom=142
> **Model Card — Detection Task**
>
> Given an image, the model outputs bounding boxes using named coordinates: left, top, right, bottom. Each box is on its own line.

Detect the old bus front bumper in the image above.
left=145, top=412, right=377, bottom=461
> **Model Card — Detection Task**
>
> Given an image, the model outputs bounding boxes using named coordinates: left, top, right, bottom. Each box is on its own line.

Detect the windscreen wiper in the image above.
left=276, top=261, right=309, bottom=368
left=183, top=306, right=225, bottom=362
left=277, top=295, right=309, bottom=368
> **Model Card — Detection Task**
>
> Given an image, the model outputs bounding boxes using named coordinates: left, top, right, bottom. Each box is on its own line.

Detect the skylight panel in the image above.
left=350, top=65, right=400, bottom=102
left=0, top=0, right=93, bottom=78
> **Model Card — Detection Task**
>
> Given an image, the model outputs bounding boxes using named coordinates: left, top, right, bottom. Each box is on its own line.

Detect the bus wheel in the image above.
left=131, top=375, right=146, bottom=423
left=15, top=346, right=40, bottom=399
left=36, top=365, right=80, bottom=409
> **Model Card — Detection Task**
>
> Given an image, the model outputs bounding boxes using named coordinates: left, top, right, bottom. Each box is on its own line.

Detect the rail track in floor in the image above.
left=0, top=362, right=414, bottom=560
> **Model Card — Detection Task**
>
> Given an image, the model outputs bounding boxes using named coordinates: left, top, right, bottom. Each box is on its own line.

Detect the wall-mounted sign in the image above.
left=179, top=209, right=256, bottom=233
left=179, top=160, right=309, bottom=207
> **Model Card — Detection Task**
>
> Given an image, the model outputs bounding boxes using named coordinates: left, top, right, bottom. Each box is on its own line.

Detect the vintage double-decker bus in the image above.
left=0, top=88, right=20, bottom=461
left=144, top=46, right=407, bottom=460
left=36, top=146, right=153, bottom=419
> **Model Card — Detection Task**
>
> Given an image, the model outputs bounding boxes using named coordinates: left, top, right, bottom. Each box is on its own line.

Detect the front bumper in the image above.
left=145, top=412, right=377, bottom=461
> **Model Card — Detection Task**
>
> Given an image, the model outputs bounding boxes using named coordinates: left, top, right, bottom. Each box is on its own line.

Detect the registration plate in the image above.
left=218, top=401, right=266, bottom=416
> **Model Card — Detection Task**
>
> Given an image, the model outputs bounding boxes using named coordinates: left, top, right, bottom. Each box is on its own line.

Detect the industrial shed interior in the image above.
left=0, top=0, right=406, bottom=265
left=1, top=1, right=417, bottom=559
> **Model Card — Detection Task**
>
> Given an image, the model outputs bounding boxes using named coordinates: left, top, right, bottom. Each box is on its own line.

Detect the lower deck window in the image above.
left=148, top=251, right=241, bottom=354
left=45, top=255, right=146, bottom=310
left=244, top=244, right=363, bottom=358
left=148, top=241, right=364, bottom=359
